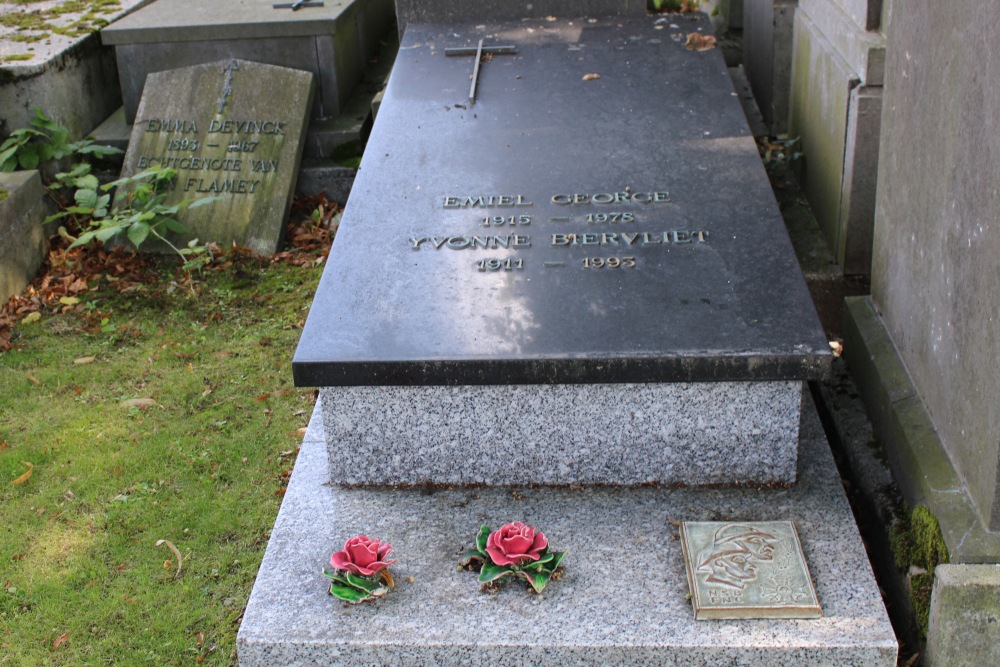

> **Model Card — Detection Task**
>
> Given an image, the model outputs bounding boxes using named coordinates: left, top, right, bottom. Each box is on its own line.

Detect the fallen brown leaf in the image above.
left=74, top=356, right=96, bottom=365
left=685, top=33, right=717, bottom=52
left=52, top=633, right=69, bottom=650
left=156, top=539, right=183, bottom=578
left=12, top=462, right=33, bottom=486
left=26, top=373, right=40, bottom=386
left=582, top=72, right=601, bottom=81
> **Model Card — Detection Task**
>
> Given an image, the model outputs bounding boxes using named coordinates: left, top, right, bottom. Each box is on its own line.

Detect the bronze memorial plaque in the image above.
left=680, top=521, right=822, bottom=620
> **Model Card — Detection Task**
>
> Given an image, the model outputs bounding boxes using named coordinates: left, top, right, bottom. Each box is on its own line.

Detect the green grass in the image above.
left=0, top=254, right=322, bottom=665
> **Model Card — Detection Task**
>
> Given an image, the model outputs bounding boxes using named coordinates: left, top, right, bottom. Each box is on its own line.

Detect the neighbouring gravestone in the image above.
left=119, top=59, right=314, bottom=254
left=100, top=0, right=393, bottom=125
left=0, top=170, right=50, bottom=302
left=239, top=12, right=896, bottom=666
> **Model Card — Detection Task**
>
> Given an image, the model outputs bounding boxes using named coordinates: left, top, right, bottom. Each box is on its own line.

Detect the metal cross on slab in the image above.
left=217, top=59, right=239, bottom=114
left=272, top=1, right=324, bottom=9
left=445, top=39, right=516, bottom=105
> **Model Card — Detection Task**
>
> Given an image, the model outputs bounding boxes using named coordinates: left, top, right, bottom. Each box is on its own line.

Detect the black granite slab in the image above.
left=293, top=14, right=831, bottom=386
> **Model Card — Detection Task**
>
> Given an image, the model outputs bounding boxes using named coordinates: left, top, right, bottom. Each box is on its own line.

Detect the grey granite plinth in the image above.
left=238, top=394, right=898, bottom=666
left=321, top=381, right=802, bottom=486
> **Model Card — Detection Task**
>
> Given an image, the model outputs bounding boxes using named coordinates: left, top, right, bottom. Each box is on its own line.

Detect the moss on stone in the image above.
left=0, top=189, right=9, bottom=203
left=0, top=0, right=121, bottom=39
left=889, top=504, right=949, bottom=637
left=9, top=33, right=47, bottom=42
left=0, top=54, right=34, bottom=63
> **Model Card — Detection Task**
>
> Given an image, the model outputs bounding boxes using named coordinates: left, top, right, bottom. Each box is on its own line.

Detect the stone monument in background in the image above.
left=844, top=1, right=1000, bottom=663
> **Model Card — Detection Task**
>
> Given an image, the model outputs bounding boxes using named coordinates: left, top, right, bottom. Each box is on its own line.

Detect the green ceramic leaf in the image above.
left=475, top=524, right=491, bottom=556
left=344, top=572, right=380, bottom=593
left=532, top=551, right=556, bottom=567
left=329, top=582, right=372, bottom=604
left=544, top=551, right=567, bottom=573
left=478, top=562, right=514, bottom=584
left=459, top=549, right=484, bottom=565
left=520, top=569, right=551, bottom=594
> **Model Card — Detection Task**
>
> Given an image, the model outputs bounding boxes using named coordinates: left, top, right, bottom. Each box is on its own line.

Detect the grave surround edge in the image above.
left=321, top=381, right=802, bottom=486
left=237, top=393, right=898, bottom=666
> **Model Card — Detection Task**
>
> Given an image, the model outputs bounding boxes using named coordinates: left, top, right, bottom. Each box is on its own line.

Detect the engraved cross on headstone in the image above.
left=217, top=59, right=239, bottom=114
left=445, top=39, right=516, bottom=105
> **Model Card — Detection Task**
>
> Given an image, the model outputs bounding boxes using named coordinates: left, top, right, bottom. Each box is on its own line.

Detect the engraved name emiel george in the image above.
left=410, top=190, right=710, bottom=273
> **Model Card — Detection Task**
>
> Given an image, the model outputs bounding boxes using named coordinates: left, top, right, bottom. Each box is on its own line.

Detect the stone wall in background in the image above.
left=872, top=0, right=1000, bottom=532
left=788, top=0, right=884, bottom=275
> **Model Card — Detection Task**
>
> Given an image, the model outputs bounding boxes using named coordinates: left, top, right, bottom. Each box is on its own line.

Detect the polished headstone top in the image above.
left=101, top=0, right=356, bottom=44
left=294, top=14, right=831, bottom=386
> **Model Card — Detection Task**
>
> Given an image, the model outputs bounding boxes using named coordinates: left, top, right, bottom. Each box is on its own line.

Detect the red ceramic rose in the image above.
left=485, top=521, right=548, bottom=566
left=330, top=535, right=396, bottom=576
left=461, top=521, right=566, bottom=594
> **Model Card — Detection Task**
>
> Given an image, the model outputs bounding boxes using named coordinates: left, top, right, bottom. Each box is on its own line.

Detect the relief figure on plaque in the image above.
left=694, top=524, right=778, bottom=590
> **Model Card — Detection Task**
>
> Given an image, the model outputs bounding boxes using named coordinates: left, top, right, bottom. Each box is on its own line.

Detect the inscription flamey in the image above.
left=679, top=521, right=822, bottom=620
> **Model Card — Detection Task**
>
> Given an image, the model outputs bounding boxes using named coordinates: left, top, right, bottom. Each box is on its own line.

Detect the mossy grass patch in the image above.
left=0, top=237, right=327, bottom=663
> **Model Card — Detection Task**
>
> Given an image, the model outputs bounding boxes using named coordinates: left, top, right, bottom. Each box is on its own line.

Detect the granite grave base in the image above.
left=321, top=381, right=803, bottom=486
left=238, top=392, right=897, bottom=666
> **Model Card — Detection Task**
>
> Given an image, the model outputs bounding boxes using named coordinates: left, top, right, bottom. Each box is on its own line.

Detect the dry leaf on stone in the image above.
left=122, top=398, right=157, bottom=409
left=74, top=357, right=96, bottom=365
left=685, top=33, right=717, bottom=51
left=12, top=462, right=33, bottom=486
left=582, top=73, right=601, bottom=81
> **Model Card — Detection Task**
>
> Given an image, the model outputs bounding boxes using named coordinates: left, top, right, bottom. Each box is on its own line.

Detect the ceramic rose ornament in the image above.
left=460, top=522, right=566, bottom=593
left=323, top=535, right=396, bottom=603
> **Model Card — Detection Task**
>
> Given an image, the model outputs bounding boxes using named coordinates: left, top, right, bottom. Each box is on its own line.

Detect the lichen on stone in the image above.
left=889, top=504, right=949, bottom=636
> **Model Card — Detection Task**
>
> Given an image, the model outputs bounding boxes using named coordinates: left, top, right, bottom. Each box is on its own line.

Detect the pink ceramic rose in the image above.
left=330, top=535, right=396, bottom=576
left=485, top=522, right=548, bottom=566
